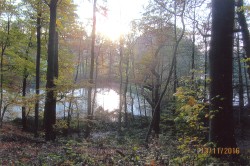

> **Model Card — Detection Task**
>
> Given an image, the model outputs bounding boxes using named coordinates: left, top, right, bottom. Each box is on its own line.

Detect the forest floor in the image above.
left=235, top=115, right=250, bottom=163
left=0, top=122, right=168, bottom=165
left=0, top=122, right=249, bottom=165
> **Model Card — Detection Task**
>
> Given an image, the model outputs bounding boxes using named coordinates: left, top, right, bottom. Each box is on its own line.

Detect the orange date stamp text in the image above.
left=198, top=147, right=240, bottom=155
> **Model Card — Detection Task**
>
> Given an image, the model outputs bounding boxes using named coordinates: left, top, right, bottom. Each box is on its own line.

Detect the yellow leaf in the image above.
left=56, top=19, right=62, bottom=28
left=188, top=97, right=195, bottom=106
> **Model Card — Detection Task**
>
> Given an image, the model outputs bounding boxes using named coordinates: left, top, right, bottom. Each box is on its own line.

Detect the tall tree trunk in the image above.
left=236, top=33, right=244, bottom=125
left=209, top=0, right=237, bottom=151
left=22, top=73, right=28, bottom=130
left=92, top=45, right=101, bottom=116
left=173, top=0, right=178, bottom=94
left=135, top=86, right=142, bottom=117
left=204, top=37, right=208, bottom=101
left=0, top=15, right=10, bottom=128
left=67, top=36, right=82, bottom=132
left=145, top=0, right=186, bottom=143
left=244, top=60, right=250, bottom=104
left=123, top=57, right=129, bottom=127
left=108, top=50, right=112, bottom=81
left=152, top=72, right=160, bottom=136
left=22, top=36, right=32, bottom=131
left=143, top=98, right=147, bottom=117
left=0, top=46, right=5, bottom=128
left=0, top=46, right=3, bottom=128
left=191, top=0, right=196, bottom=81
left=54, top=31, right=58, bottom=78
left=129, top=85, right=134, bottom=121
left=44, top=0, right=58, bottom=141
left=236, top=0, right=250, bottom=79
left=34, top=2, right=41, bottom=137
left=118, top=37, right=123, bottom=134
left=86, top=0, right=97, bottom=138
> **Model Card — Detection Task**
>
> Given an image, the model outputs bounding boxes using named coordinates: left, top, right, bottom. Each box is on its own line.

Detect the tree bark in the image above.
left=34, top=2, right=41, bottom=137
left=123, top=57, right=129, bottom=127
left=209, top=0, right=237, bottom=150
left=191, top=0, right=196, bottom=81
left=236, top=0, right=250, bottom=79
left=22, top=36, right=32, bottom=131
left=86, top=0, right=97, bottom=138
left=44, top=0, right=58, bottom=141
left=244, top=60, right=250, bottom=104
left=0, top=13, right=10, bottom=128
left=152, top=70, right=160, bottom=135
left=22, top=73, right=27, bottom=131
left=118, top=37, right=123, bottom=135
left=129, top=85, right=134, bottom=120
left=236, top=34, right=244, bottom=125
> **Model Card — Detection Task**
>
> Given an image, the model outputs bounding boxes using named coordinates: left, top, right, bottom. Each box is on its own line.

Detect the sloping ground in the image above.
left=0, top=123, right=164, bottom=165
left=237, top=128, right=250, bottom=159
left=0, top=122, right=249, bottom=165
left=235, top=114, right=250, bottom=162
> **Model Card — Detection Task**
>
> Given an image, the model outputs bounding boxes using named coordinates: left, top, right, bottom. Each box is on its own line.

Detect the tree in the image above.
left=86, top=0, right=97, bottom=138
left=21, top=35, right=33, bottom=131
left=209, top=0, right=237, bottom=152
left=118, top=36, right=123, bottom=134
left=235, top=33, right=244, bottom=125
left=236, top=0, right=250, bottom=78
left=35, top=0, right=42, bottom=137
left=44, top=0, right=59, bottom=141
left=0, top=0, right=12, bottom=127
left=136, top=0, right=186, bottom=140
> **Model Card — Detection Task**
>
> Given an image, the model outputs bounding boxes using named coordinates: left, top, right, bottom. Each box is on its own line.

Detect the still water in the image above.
left=7, top=88, right=150, bottom=119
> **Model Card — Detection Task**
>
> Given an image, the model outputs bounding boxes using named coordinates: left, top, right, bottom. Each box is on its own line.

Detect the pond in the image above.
left=56, top=88, right=150, bottom=117
left=6, top=88, right=151, bottom=120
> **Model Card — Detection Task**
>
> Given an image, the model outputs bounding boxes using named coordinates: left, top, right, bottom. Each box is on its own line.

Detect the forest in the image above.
left=0, top=0, right=250, bottom=165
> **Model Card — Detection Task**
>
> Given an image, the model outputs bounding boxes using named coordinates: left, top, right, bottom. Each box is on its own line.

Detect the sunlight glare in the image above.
left=97, top=16, right=128, bottom=41
left=75, top=0, right=145, bottom=41
left=96, top=89, right=119, bottom=112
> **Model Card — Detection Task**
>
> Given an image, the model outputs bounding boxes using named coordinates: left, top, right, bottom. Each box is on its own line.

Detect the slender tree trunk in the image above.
left=22, top=55, right=29, bottom=131
left=0, top=46, right=5, bottom=128
left=236, top=34, right=244, bottom=124
left=209, top=0, right=237, bottom=151
left=86, top=0, right=97, bottom=138
left=244, top=60, right=250, bottom=104
left=145, top=1, right=186, bottom=143
left=204, top=37, right=208, bottom=101
left=54, top=31, right=58, bottom=78
left=173, top=0, right=178, bottom=94
left=135, top=86, right=142, bottom=117
left=0, top=46, right=4, bottom=128
left=118, top=37, right=123, bottom=134
left=22, top=36, right=32, bottom=131
left=129, top=85, right=134, bottom=121
left=191, top=0, right=196, bottom=81
left=123, top=57, right=129, bottom=127
left=144, top=98, right=147, bottom=117
left=108, top=50, right=112, bottom=81
left=68, top=36, right=82, bottom=131
left=34, top=3, right=41, bottom=137
left=84, top=58, right=87, bottom=79
left=92, top=45, right=101, bottom=116
left=44, top=0, right=58, bottom=141
left=22, top=74, right=27, bottom=130
left=0, top=15, right=10, bottom=128
left=236, top=0, right=250, bottom=79
left=152, top=75, right=160, bottom=136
